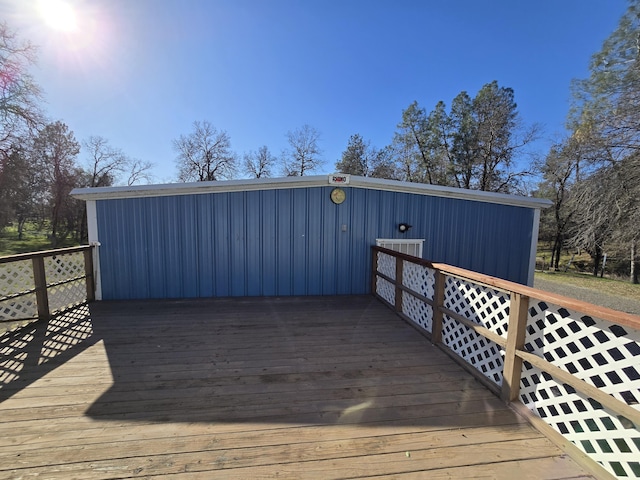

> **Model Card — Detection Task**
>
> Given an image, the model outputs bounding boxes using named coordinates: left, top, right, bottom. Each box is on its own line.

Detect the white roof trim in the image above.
left=349, top=176, right=551, bottom=208
left=70, top=175, right=552, bottom=209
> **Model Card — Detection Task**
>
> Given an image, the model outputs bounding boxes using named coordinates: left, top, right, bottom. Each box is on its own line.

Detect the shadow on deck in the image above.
left=0, top=296, right=594, bottom=478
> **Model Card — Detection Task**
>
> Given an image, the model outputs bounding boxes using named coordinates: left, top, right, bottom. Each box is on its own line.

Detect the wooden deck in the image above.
left=0, top=295, right=594, bottom=479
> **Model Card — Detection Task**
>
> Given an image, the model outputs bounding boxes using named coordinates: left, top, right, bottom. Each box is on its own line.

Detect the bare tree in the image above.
left=282, top=125, right=323, bottom=176
left=244, top=145, right=275, bottom=178
left=0, top=23, right=43, bottom=159
left=605, top=154, right=640, bottom=282
left=566, top=3, right=640, bottom=281
left=0, top=23, right=43, bottom=232
left=174, top=120, right=235, bottom=181
left=83, top=136, right=153, bottom=186
left=537, top=136, right=583, bottom=270
left=0, top=142, right=41, bottom=237
left=31, top=121, right=81, bottom=245
left=566, top=179, right=609, bottom=276
left=126, top=159, right=154, bottom=185
left=566, top=154, right=640, bottom=278
left=84, top=136, right=128, bottom=187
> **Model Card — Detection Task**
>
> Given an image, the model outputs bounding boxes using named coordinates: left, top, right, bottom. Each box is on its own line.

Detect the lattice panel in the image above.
left=0, top=260, right=34, bottom=299
left=526, top=301, right=640, bottom=412
left=377, top=252, right=396, bottom=280
left=441, top=313, right=504, bottom=384
left=402, top=261, right=435, bottom=299
left=44, top=252, right=85, bottom=285
left=0, top=294, right=38, bottom=321
left=519, top=361, right=640, bottom=478
left=443, top=276, right=511, bottom=339
left=440, top=276, right=511, bottom=385
left=402, top=293, right=433, bottom=332
left=48, top=280, right=86, bottom=313
left=376, top=277, right=395, bottom=305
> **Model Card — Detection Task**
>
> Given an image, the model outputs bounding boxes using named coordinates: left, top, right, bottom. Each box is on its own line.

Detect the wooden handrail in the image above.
left=0, top=245, right=93, bottom=264
left=373, top=245, right=640, bottom=401
left=372, top=245, right=639, bottom=479
left=0, top=245, right=95, bottom=321
left=516, top=348, right=640, bottom=427
left=372, top=246, right=640, bottom=329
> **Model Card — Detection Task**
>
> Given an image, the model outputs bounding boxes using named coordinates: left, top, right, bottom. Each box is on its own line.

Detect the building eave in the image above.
left=70, top=175, right=552, bottom=209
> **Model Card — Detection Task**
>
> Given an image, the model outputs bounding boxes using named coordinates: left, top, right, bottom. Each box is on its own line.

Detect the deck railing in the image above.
left=372, top=246, right=640, bottom=480
left=0, top=246, right=95, bottom=325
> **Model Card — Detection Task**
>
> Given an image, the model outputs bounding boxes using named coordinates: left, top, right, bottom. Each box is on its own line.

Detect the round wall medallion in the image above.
left=330, top=187, right=346, bottom=204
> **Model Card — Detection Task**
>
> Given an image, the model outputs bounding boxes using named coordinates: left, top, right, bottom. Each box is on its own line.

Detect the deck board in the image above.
left=0, top=295, right=594, bottom=479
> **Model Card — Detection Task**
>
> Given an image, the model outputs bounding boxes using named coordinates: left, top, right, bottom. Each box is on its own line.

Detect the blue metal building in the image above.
left=71, top=175, right=550, bottom=300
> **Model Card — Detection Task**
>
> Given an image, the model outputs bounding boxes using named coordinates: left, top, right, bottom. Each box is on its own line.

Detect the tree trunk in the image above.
left=553, top=234, right=563, bottom=270
left=17, top=216, right=26, bottom=240
left=632, top=241, right=638, bottom=284
left=592, top=245, right=602, bottom=277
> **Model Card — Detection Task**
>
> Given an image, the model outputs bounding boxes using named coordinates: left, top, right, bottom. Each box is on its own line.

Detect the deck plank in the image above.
left=0, top=295, right=594, bottom=479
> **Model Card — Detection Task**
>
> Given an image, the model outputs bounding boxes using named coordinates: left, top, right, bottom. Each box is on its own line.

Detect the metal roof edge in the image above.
left=348, top=177, right=552, bottom=209
left=70, top=176, right=328, bottom=200
left=71, top=175, right=552, bottom=209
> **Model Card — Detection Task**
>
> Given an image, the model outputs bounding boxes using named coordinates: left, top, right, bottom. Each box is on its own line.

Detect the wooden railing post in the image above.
left=32, top=256, right=50, bottom=321
left=84, top=247, right=95, bottom=302
left=501, top=292, right=530, bottom=402
left=371, top=247, right=379, bottom=295
left=431, top=270, right=445, bottom=343
left=394, top=257, right=403, bottom=313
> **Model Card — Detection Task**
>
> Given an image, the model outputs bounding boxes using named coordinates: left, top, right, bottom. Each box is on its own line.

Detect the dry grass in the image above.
left=534, top=270, right=640, bottom=301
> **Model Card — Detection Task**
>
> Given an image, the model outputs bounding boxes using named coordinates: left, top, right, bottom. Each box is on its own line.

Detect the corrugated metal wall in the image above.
left=96, top=186, right=535, bottom=300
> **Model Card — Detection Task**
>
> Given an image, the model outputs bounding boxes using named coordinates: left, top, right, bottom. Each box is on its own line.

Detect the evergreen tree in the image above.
left=393, top=82, right=537, bottom=192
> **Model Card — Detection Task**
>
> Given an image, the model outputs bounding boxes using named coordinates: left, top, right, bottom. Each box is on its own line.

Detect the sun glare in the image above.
left=38, top=0, right=78, bottom=32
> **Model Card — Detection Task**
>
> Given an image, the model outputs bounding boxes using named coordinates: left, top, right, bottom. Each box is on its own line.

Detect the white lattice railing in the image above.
left=372, top=246, right=640, bottom=480
left=0, top=246, right=95, bottom=325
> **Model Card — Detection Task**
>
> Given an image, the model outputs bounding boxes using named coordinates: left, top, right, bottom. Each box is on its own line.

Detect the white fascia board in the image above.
left=70, top=176, right=329, bottom=200
left=70, top=175, right=552, bottom=210
left=348, top=177, right=552, bottom=209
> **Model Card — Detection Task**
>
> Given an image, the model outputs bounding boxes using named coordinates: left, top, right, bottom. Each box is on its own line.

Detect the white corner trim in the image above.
left=86, top=200, right=102, bottom=300
left=527, top=208, right=541, bottom=287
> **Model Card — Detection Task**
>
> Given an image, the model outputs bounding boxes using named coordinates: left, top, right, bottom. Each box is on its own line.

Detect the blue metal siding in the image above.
left=96, top=186, right=536, bottom=300
left=228, top=191, right=245, bottom=296
left=260, top=190, right=277, bottom=296
left=275, top=190, right=292, bottom=295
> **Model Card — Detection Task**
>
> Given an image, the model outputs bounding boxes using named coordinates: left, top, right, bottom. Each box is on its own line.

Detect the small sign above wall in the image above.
left=329, top=174, right=350, bottom=185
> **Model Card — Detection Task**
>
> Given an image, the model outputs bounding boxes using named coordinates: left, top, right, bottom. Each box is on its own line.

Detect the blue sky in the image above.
left=2, top=0, right=628, bottom=183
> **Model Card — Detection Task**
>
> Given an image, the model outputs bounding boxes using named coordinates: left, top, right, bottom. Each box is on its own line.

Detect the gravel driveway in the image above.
left=534, top=277, right=640, bottom=316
